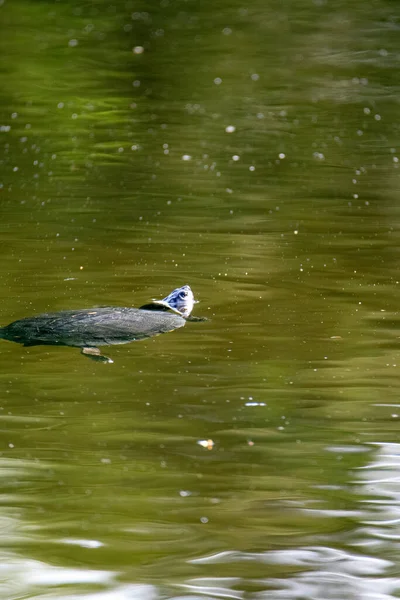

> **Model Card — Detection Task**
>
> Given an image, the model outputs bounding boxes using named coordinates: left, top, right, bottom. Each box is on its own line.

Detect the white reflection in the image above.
left=0, top=552, right=158, bottom=600
left=190, top=547, right=391, bottom=574
left=179, top=577, right=243, bottom=599
left=61, top=538, right=104, bottom=549
left=356, top=442, right=400, bottom=545
left=185, top=442, right=400, bottom=599
left=27, top=565, right=113, bottom=585
left=189, top=546, right=398, bottom=599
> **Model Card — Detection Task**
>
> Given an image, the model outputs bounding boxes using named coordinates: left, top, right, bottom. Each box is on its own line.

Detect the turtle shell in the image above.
left=0, top=306, right=186, bottom=349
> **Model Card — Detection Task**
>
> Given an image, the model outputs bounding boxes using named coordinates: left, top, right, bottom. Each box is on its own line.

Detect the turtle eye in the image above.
left=179, top=291, right=188, bottom=299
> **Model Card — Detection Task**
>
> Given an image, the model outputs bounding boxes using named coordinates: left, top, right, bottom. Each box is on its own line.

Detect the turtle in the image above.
left=0, top=285, right=202, bottom=363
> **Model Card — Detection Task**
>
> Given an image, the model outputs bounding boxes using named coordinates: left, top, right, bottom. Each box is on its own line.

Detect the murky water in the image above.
left=1, top=1, right=400, bottom=598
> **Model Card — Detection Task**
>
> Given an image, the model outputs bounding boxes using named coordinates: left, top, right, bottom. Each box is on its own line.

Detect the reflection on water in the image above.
left=2, top=0, right=400, bottom=598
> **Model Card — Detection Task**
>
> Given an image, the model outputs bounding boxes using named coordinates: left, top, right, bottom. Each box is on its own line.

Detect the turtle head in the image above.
left=140, top=285, right=196, bottom=317
left=161, top=285, right=195, bottom=318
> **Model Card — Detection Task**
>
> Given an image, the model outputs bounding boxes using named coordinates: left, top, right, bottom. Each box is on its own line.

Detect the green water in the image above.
left=1, top=0, right=400, bottom=598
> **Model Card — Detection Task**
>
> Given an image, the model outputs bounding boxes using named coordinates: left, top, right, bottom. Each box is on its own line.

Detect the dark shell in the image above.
left=0, top=307, right=186, bottom=349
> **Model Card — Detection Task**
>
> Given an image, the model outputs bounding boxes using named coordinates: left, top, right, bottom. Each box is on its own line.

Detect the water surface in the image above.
left=1, top=0, right=400, bottom=598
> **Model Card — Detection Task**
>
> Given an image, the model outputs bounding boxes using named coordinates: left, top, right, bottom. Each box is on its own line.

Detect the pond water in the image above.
left=1, top=1, right=400, bottom=598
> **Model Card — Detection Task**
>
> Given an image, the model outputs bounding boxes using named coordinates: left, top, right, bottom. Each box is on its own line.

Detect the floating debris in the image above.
left=198, top=439, right=214, bottom=450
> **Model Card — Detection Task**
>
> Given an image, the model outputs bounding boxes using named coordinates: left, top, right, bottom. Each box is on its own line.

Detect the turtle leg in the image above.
left=81, top=347, right=114, bottom=364
left=186, top=316, right=208, bottom=322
